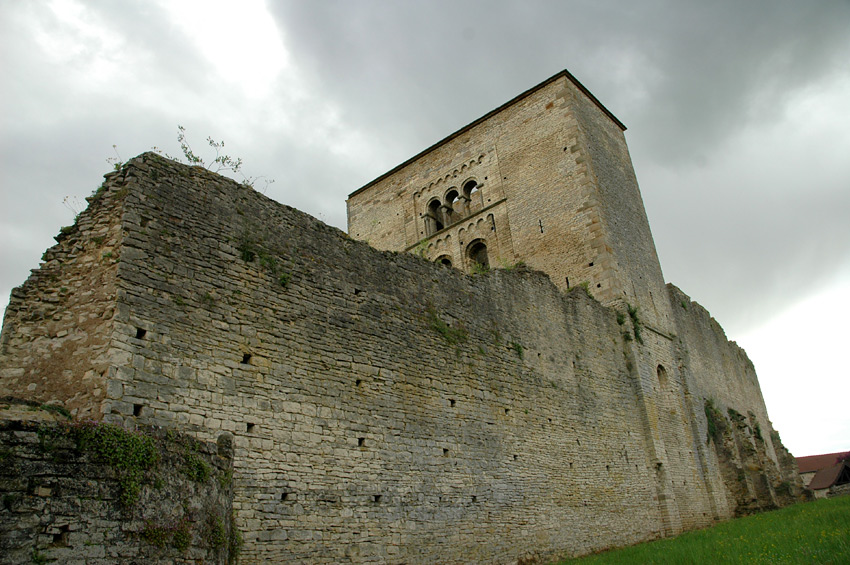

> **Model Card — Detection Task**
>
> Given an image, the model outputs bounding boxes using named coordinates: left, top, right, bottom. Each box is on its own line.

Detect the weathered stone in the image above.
left=0, top=72, right=805, bottom=564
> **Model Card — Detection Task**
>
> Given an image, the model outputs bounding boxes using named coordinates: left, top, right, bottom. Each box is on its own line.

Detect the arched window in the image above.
left=462, top=179, right=478, bottom=199
left=436, top=255, right=453, bottom=267
left=426, top=199, right=444, bottom=235
left=467, top=239, right=489, bottom=270
left=445, top=188, right=459, bottom=206
left=657, top=365, right=668, bottom=387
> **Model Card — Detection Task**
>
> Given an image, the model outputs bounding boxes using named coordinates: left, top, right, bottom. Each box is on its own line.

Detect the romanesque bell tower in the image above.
left=347, top=70, right=674, bottom=335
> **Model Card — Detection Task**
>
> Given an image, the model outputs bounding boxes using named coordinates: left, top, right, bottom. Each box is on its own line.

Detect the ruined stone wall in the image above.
left=669, top=285, right=806, bottom=515
left=0, top=153, right=799, bottom=563
left=0, top=404, right=236, bottom=565
left=0, top=171, right=131, bottom=420
left=96, top=154, right=676, bottom=563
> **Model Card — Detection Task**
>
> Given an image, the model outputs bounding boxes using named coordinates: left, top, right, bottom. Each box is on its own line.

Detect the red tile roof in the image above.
left=807, top=461, right=850, bottom=491
left=797, top=452, right=848, bottom=473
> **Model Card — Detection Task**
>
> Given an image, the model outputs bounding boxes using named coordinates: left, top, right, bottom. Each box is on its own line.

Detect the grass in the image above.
left=426, top=307, right=468, bottom=346
left=554, top=496, right=850, bottom=564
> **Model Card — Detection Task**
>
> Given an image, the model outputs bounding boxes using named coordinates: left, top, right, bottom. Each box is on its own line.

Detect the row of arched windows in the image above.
left=424, top=179, right=480, bottom=236
left=435, top=239, right=489, bottom=271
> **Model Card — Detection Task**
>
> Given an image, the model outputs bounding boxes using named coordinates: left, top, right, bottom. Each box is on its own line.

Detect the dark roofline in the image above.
left=349, top=69, right=626, bottom=198
left=797, top=451, right=848, bottom=473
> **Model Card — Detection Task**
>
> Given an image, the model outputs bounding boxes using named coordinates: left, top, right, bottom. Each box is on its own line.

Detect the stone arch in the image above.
left=467, top=239, right=489, bottom=270
left=435, top=255, right=453, bottom=268
left=426, top=198, right=444, bottom=235
left=445, top=187, right=459, bottom=205
left=657, top=365, right=669, bottom=388
left=462, top=178, right=479, bottom=199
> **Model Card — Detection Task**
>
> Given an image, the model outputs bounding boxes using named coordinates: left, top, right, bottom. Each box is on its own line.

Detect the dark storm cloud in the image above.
left=271, top=0, right=849, bottom=162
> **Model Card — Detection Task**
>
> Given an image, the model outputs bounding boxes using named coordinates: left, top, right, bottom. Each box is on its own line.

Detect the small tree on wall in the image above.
left=151, top=125, right=274, bottom=191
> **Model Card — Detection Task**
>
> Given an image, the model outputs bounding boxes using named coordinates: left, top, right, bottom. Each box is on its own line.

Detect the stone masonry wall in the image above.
left=669, top=285, right=806, bottom=515
left=0, top=171, right=131, bottom=420
left=0, top=153, right=800, bottom=563
left=0, top=403, right=236, bottom=565
left=102, top=154, right=672, bottom=563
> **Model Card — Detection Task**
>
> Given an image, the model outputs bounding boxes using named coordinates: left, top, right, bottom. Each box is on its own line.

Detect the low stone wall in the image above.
left=0, top=404, right=237, bottom=564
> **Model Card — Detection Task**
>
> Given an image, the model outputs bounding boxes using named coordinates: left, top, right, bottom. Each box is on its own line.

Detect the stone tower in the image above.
left=347, top=69, right=673, bottom=334
left=347, top=71, right=752, bottom=535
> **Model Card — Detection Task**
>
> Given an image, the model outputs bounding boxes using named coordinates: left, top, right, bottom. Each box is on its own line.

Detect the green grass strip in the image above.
left=555, top=496, right=850, bottom=564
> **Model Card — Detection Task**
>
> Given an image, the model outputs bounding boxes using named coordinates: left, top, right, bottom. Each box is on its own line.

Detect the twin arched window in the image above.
left=424, top=179, right=480, bottom=236
left=434, top=240, right=488, bottom=272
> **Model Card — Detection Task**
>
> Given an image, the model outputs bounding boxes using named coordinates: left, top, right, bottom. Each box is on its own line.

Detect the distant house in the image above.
left=797, top=452, right=850, bottom=498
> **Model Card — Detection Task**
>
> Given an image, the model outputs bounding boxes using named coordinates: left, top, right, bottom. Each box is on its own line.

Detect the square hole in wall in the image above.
left=133, top=404, right=144, bottom=417
left=358, top=437, right=365, bottom=447
left=52, top=525, right=70, bottom=547
left=443, top=448, right=449, bottom=457
left=135, top=327, right=146, bottom=339
left=372, top=494, right=382, bottom=503
left=281, top=492, right=290, bottom=501
left=246, top=423, right=255, bottom=433
left=241, top=353, right=252, bottom=365
left=449, top=399, right=456, bottom=408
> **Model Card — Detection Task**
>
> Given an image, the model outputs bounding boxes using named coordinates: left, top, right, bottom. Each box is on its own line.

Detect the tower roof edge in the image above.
left=348, top=69, right=626, bottom=199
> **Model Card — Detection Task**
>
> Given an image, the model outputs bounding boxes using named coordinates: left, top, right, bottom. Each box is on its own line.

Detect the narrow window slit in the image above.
left=358, top=437, right=365, bottom=447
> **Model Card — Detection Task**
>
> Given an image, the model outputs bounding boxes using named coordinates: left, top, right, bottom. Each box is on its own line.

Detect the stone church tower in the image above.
left=347, top=70, right=673, bottom=335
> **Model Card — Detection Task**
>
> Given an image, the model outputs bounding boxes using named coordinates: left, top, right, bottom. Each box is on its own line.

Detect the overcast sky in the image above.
left=1, top=0, right=848, bottom=456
